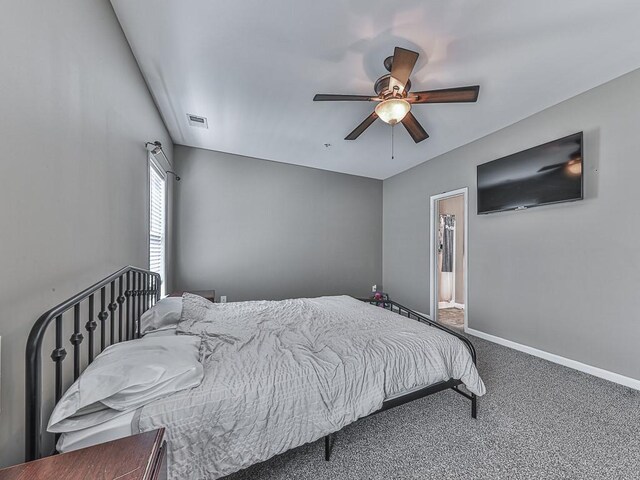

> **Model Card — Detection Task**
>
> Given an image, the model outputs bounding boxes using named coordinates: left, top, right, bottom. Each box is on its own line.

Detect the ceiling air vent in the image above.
left=187, top=114, right=208, bottom=129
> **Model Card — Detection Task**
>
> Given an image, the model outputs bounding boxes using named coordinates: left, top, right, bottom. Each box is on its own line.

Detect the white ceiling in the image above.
left=111, top=0, right=640, bottom=180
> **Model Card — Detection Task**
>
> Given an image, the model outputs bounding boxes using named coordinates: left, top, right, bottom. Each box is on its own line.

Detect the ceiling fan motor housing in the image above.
left=383, top=55, right=395, bottom=72
left=374, top=74, right=412, bottom=98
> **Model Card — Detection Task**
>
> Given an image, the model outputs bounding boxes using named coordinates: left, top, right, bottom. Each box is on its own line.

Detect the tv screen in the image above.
left=477, top=132, right=583, bottom=214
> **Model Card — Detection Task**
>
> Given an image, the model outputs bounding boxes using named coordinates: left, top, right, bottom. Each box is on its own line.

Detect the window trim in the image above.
left=148, top=154, right=167, bottom=296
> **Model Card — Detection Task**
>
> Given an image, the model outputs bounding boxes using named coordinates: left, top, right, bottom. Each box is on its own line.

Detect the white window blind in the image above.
left=149, top=158, right=166, bottom=295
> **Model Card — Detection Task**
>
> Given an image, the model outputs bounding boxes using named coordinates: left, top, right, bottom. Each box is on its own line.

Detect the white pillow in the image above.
left=143, top=326, right=177, bottom=338
left=48, top=335, right=202, bottom=433
left=57, top=409, right=137, bottom=453
left=50, top=408, right=132, bottom=435
left=139, top=297, right=182, bottom=334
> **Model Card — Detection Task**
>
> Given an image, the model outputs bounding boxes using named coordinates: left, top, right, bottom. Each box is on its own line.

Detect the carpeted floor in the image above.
left=226, top=335, right=640, bottom=480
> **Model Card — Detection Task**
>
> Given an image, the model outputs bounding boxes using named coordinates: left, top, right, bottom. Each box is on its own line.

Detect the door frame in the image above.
left=429, top=187, right=469, bottom=331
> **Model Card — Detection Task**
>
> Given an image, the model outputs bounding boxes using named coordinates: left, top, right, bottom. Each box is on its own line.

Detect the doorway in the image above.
left=430, top=188, right=468, bottom=330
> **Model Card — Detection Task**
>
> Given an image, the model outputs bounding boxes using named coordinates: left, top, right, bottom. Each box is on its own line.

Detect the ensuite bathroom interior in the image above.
left=437, top=194, right=465, bottom=329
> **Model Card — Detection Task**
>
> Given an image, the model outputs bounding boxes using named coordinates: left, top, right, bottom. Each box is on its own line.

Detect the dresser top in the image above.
left=0, top=429, right=164, bottom=480
left=169, top=290, right=215, bottom=301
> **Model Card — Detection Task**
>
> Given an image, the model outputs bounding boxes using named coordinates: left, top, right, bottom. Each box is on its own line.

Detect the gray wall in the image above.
left=173, top=146, right=382, bottom=301
left=384, top=68, right=640, bottom=381
left=0, top=0, right=172, bottom=467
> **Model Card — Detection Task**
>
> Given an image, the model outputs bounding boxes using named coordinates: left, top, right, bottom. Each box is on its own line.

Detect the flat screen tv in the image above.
left=477, top=132, right=583, bottom=214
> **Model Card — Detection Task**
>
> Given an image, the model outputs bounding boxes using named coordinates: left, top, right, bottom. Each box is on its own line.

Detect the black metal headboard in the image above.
left=25, top=266, right=161, bottom=461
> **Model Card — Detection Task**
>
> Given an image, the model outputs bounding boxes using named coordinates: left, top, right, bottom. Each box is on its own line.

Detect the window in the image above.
left=149, top=157, right=166, bottom=296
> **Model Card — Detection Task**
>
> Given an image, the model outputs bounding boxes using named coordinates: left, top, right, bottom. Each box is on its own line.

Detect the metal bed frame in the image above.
left=25, top=268, right=478, bottom=464
left=25, top=266, right=161, bottom=461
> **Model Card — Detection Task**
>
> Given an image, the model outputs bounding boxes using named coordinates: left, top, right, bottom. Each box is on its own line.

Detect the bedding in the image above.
left=48, top=335, right=203, bottom=433
left=143, top=326, right=178, bottom=338
left=139, top=296, right=183, bottom=335
left=137, top=295, right=485, bottom=479
left=177, top=292, right=268, bottom=344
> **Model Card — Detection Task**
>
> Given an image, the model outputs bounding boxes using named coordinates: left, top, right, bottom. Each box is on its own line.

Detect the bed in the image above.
left=26, top=266, right=485, bottom=479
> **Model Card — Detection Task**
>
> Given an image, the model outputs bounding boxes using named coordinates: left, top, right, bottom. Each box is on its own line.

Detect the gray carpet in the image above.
left=226, top=335, right=640, bottom=479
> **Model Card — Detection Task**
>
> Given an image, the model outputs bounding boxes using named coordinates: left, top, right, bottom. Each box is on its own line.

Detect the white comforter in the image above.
left=137, top=295, right=485, bottom=479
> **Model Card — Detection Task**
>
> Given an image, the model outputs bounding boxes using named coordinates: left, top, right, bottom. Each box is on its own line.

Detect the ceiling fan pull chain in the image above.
left=391, top=123, right=395, bottom=160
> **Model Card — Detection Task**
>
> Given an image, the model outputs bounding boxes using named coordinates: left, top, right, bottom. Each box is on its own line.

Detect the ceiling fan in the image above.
left=313, top=47, right=480, bottom=143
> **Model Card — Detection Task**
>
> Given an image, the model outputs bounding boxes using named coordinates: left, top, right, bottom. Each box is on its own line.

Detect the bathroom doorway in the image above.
left=429, top=188, right=468, bottom=330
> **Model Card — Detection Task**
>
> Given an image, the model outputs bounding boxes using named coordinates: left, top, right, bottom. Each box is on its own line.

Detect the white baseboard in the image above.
left=465, top=327, right=640, bottom=391
left=438, top=302, right=465, bottom=309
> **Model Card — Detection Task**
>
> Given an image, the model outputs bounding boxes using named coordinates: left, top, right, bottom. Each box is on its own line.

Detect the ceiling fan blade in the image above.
left=345, top=112, right=378, bottom=140
left=409, top=86, right=480, bottom=104
left=314, top=94, right=377, bottom=102
left=389, top=47, right=419, bottom=94
left=401, top=112, right=429, bottom=143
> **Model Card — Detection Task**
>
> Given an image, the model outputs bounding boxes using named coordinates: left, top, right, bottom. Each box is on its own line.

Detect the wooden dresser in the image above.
left=169, top=289, right=216, bottom=302
left=0, top=429, right=166, bottom=480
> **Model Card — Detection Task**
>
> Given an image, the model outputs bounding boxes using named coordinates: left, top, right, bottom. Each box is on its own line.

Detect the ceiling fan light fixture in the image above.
left=375, top=98, right=411, bottom=125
